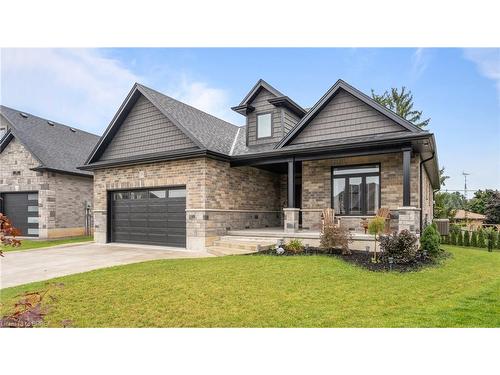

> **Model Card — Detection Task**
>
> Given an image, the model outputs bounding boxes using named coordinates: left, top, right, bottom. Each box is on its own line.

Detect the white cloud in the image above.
left=0, top=49, right=141, bottom=134
left=157, top=73, right=243, bottom=126
left=463, top=48, right=500, bottom=103
left=0, top=49, right=243, bottom=135
left=410, top=48, right=430, bottom=80
left=167, top=75, right=236, bottom=121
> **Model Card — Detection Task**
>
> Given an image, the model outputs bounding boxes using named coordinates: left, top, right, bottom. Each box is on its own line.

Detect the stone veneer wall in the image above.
left=92, top=157, right=282, bottom=251
left=301, top=153, right=421, bottom=232
left=0, top=137, right=93, bottom=238
left=421, top=164, right=434, bottom=227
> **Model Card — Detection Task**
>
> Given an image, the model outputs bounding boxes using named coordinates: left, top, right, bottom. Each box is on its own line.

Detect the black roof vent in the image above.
left=20, top=112, right=28, bottom=118
left=47, top=121, right=55, bottom=126
left=69, top=127, right=76, bottom=132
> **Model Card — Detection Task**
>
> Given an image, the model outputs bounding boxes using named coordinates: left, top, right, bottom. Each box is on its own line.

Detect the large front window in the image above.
left=332, top=164, right=380, bottom=215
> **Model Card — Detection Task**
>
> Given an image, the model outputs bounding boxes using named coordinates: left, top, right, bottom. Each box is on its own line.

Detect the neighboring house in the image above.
left=0, top=106, right=100, bottom=238
left=453, top=209, right=486, bottom=230
left=81, top=79, right=439, bottom=251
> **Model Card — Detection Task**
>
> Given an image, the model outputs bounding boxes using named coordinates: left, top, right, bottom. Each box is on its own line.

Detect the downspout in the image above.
left=420, top=152, right=436, bottom=232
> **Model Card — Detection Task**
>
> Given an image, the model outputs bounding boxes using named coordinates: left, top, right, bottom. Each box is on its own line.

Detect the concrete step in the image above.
left=207, top=246, right=258, bottom=257
left=218, top=235, right=281, bottom=243
left=212, top=240, right=275, bottom=251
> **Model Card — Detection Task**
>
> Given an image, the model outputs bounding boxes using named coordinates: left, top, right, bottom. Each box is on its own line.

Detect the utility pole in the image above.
left=463, top=172, right=470, bottom=223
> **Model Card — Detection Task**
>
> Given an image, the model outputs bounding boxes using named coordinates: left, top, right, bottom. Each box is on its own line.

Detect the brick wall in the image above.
left=92, top=157, right=282, bottom=250
left=0, top=137, right=93, bottom=237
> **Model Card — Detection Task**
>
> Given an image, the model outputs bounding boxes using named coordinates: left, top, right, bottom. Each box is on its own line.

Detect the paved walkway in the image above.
left=0, top=243, right=212, bottom=288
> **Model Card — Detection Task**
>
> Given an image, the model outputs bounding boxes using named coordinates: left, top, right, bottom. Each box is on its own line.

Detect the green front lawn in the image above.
left=2, top=236, right=93, bottom=252
left=1, top=245, right=498, bottom=327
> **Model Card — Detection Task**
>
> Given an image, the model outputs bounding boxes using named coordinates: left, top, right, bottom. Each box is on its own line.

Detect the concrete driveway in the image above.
left=0, top=243, right=212, bottom=289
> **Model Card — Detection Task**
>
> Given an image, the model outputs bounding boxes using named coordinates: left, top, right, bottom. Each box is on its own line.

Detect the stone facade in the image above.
left=300, top=152, right=423, bottom=233
left=0, top=137, right=93, bottom=238
left=92, top=157, right=282, bottom=250
left=91, top=152, right=430, bottom=250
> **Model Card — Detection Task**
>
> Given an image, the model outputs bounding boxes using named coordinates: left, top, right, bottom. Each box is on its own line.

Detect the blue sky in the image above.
left=1, top=48, right=499, bottom=193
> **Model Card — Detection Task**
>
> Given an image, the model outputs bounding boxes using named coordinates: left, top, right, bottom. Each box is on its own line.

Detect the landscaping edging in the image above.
left=255, top=248, right=451, bottom=273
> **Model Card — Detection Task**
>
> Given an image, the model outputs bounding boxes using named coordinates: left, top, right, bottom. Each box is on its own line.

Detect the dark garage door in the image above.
left=1, top=192, right=39, bottom=237
left=110, top=187, right=186, bottom=247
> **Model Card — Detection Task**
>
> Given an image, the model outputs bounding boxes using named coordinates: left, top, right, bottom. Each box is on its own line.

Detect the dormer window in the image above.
left=257, top=113, right=272, bottom=138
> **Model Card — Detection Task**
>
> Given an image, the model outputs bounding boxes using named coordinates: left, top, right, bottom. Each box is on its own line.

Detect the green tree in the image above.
left=368, top=216, right=386, bottom=263
left=471, top=231, right=478, bottom=247
left=457, top=231, right=464, bottom=246
left=477, top=229, right=486, bottom=248
left=439, top=167, right=450, bottom=187
left=434, top=191, right=466, bottom=219
left=450, top=231, right=457, bottom=245
left=484, top=191, right=500, bottom=224
left=371, top=87, right=430, bottom=128
left=464, top=230, right=470, bottom=247
left=468, top=189, right=498, bottom=214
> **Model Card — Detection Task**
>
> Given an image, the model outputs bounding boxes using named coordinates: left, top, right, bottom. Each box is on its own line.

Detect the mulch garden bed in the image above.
left=256, top=247, right=451, bottom=273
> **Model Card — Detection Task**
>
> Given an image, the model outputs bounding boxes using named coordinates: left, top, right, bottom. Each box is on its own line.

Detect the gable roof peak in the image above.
left=0, top=105, right=99, bottom=176
left=274, top=79, right=424, bottom=149
left=85, top=82, right=241, bottom=165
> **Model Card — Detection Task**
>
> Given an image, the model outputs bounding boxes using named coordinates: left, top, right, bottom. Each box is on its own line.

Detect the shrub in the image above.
left=457, top=231, right=464, bottom=246
left=420, top=224, right=441, bottom=256
left=379, top=230, right=419, bottom=263
left=320, top=224, right=352, bottom=255
left=483, top=228, right=495, bottom=252
left=491, top=229, right=498, bottom=249
left=494, top=230, right=500, bottom=249
left=472, top=231, right=478, bottom=247
left=463, top=230, right=470, bottom=247
left=368, top=216, right=386, bottom=262
left=450, top=231, right=457, bottom=245
left=477, top=229, right=486, bottom=248
left=285, top=239, right=304, bottom=254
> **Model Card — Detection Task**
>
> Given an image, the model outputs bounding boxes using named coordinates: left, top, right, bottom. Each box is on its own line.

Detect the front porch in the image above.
left=225, top=226, right=376, bottom=252
left=231, top=144, right=427, bottom=240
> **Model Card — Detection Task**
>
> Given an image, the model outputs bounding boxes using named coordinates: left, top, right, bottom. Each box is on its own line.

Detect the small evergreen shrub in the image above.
left=464, top=230, right=470, bottom=247
left=494, top=231, right=500, bottom=249
left=320, top=224, right=352, bottom=255
left=285, top=239, right=304, bottom=254
left=420, top=224, right=441, bottom=256
left=471, top=231, right=478, bottom=247
left=450, top=231, right=457, bottom=245
left=379, top=230, right=419, bottom=263
left=478, top=229, right=486, bottom=248
left=483, top=228, right=495, bottom=252
left=457, top=231, right=464, bottom=246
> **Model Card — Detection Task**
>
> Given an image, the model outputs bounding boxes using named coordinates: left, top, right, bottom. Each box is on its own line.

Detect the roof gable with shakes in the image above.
left=0, top=105, right=100, bottom=176
left=275, top=79, right=423, bottom=149
left=85, top=83, right=241, bottom=166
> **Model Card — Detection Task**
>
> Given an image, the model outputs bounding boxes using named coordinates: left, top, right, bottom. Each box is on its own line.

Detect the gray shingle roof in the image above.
left=0, top=105, right=100, bottom=176
left=231, top=129, right=430, bottom=157
left=138, top=84, right=240, bottom=155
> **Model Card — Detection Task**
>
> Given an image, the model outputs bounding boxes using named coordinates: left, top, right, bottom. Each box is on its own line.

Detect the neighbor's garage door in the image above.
left=110, top=187, right=186, bottom=247
left=1, top=192, right=39, bottom=236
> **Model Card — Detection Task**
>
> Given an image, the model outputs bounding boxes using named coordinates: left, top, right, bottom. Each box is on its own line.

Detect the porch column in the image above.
left=402, top=147, right=411, bottom=206
left=284, top=158, right=299, bottom=233
left=287, top=159, right=295, bottom=208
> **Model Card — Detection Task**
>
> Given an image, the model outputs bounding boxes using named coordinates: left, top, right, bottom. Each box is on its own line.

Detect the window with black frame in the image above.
left=332, top=164, right=380, bottom=215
